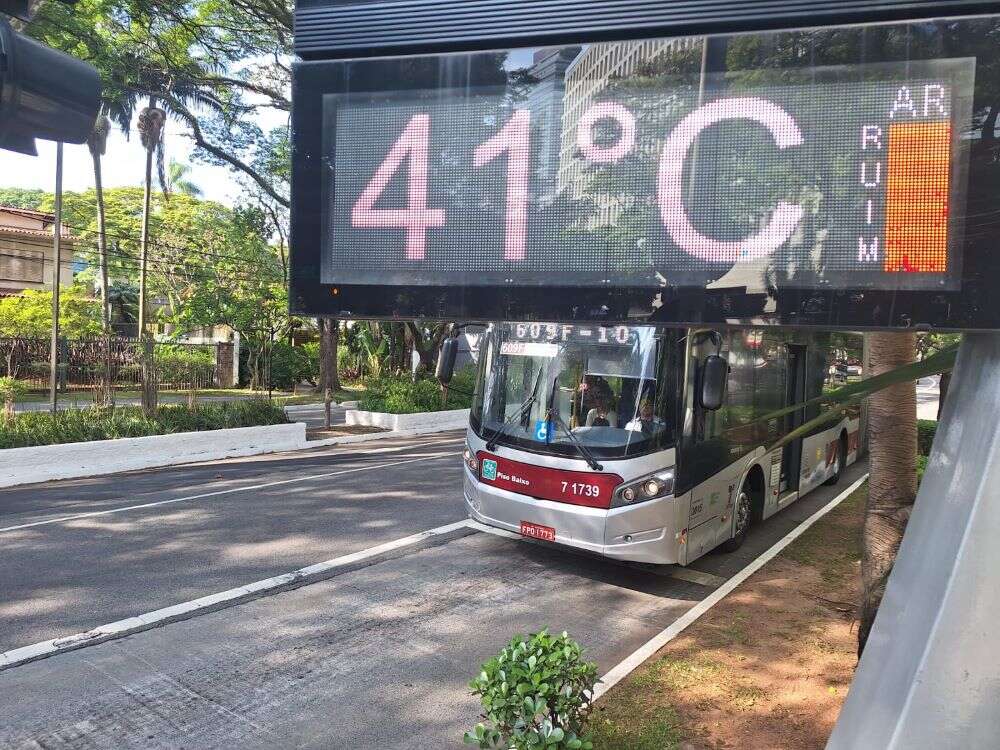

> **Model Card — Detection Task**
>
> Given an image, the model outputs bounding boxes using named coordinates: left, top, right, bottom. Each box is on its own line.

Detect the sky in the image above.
left=0, top=101, right=288, bottom=206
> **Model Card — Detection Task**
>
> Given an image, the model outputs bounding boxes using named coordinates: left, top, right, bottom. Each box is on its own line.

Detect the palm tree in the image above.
left=136, top=102, right=167, bottom=339
left=86, top=113, right=112, bottom=334
left=137, top=101, right=167, bottom=413
left=167, top=159, right=202, bottom=197
left=858, top=332, right=918, bottom=656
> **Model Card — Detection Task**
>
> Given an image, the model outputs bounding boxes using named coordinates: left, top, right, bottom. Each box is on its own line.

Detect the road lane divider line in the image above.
left=0, top=519, right=475, bottom=672
left=0, top=452, right=458, bottom=534
left=593, top=472, right=869, bottom=700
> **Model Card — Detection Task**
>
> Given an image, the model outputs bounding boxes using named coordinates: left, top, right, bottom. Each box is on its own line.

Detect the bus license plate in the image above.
left=520, top=521, right=556, bottom=542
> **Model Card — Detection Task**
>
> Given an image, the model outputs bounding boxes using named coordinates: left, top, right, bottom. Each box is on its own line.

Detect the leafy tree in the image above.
left=0, top=284, right=102, bottom=339
left=26, top=0, right=291, bottom=207
left=168, top=159, right=202, bottom=197
left=0, top=188, right=47, bottom=211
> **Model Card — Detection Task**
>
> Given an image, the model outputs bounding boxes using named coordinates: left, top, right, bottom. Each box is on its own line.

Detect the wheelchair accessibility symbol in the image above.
left=534, top=420, right=552, bottom=442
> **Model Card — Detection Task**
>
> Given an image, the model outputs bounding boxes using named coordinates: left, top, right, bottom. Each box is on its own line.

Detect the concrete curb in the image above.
left=0, top=520, right=476, bottom=673
left=345, top=407, right=470, bottom=432
left=307, top=422, right=467, bottom=448
left=0, top=415, right=467, bottom=488
left=0, top=423, right=306, bottom=489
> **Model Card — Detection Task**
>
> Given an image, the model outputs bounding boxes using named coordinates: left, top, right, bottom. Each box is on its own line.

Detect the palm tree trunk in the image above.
left=138, top=138, right=153, bottom=339
left=859, top=331, right=918, bottom=656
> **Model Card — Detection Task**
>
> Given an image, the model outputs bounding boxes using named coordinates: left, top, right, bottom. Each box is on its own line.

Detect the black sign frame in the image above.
left=291, top=4, right=1000, bottom=330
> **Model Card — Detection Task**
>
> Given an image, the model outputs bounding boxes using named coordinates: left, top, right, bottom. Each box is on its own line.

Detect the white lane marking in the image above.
left=0, top=452, right=459, bottom=534
left=0, top=519, right=474, bottom=672
left=593, top=472, right=869, bottom=700
left=169, top=434, right=464, bottom=465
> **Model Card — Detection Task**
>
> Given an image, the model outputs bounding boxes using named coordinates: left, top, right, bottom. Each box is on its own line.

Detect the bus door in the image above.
left=781, top=345, right=808, bottom=492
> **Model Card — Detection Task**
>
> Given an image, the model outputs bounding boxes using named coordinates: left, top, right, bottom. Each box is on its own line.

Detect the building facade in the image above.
left=0, top=207, right=74, bottom=297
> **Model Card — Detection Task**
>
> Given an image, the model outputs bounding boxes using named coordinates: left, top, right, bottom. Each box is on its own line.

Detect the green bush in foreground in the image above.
left=465, top=630, right=597, bottom=750
left=0, top=399, right=287, bottom=449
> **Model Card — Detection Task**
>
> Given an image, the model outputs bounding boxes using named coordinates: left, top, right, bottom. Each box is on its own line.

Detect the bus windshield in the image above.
left=471, top=323, right=677, bottom=460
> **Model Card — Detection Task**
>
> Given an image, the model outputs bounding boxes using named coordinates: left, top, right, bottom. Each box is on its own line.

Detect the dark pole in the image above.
left=49, top=142, right=64, bottom=414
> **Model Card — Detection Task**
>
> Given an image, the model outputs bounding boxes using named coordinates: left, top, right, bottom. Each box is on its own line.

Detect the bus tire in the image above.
left=824, top=434, right=847, bottom=486
left=720, top=489, right=752, bottom=552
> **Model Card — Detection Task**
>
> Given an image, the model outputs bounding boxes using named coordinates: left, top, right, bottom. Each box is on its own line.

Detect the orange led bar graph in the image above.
left=884, top=121, right=952, bottom=273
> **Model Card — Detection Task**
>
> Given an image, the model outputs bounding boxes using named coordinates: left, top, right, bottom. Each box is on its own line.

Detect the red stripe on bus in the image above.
left=476, top=452, right=622, bottom=509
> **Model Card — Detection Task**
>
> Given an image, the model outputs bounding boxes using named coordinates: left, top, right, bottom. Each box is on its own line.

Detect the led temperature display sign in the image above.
left=323, top=59, right=973, bottom=291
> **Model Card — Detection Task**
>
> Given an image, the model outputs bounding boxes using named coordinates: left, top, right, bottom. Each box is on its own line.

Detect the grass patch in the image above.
left=274, top=386, right=366, bottom=406
left=591, top=656, right=724, bottom=749
left=590, top=706, right=686, bottom=750
left=0, top=399, right=288, bottom=449
left=781, top=485, right=864, bottom=583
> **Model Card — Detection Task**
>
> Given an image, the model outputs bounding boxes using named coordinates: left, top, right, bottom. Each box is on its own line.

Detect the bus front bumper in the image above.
left=464, top=468, right=680, bottom=565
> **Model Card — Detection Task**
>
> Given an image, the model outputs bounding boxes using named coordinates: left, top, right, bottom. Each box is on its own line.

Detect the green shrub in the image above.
left=156, top=345, right=215, bottom=388
left=464, top=630, right=597, bottom=750
left=0, top=376, right=26, bottom=419
left=268, top=342, right=314, bottom=390
left=449, top=365, right=477, bottom=403
left=917, top=419, right=937, bottom=456
left=917, top=454, right=929, bottom=485
left=360, top=377, right=442, bottom=414
left=360, top=366, right=477, bottom=414
left=0, top=399, right=287, bottom=449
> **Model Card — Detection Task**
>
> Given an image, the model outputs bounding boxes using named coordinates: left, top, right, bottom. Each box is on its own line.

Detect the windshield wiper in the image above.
left=544, top=376, right=604, bottom=471
left=485, top=367, right=544, bottom=452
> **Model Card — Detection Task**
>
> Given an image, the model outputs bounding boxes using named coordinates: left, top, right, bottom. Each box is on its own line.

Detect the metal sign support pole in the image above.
left=48, top=141, right=64, bottom=415
left=828, top=332, right=1000, bottom=748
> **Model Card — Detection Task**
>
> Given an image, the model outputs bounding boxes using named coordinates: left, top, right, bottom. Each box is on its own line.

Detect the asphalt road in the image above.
left=917, top=375, right=941, bottom=421
left=0, top=431, right=868, bottom=748
left=0, top=431, right=464, bottom=652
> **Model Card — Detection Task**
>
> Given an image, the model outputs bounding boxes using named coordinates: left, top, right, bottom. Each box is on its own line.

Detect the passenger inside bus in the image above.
left=581, top=377, right=615, bottom=427
left=625, top=397, right=662, bottom=436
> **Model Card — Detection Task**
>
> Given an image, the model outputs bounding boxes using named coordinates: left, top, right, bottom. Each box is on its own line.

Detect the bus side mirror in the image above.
left=700, top=354, right=728, bottom=411
left=436, top=337, right=459, bottom=384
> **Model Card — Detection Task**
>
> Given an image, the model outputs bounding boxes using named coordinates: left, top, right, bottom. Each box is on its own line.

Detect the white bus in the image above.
left=461, top=322, right=862, bottom=566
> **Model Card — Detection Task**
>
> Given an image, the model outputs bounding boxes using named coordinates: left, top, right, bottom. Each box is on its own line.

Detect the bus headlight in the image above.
left=612, top=469, right=674, bottom=508
left=463, top=446, right=479, bottom=475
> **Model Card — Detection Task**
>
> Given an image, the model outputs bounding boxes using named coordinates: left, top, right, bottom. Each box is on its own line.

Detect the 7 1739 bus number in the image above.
left=561, top=481, right=601, bottom=499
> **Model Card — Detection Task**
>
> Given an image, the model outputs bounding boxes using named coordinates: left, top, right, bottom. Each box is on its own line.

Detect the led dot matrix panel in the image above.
left=291, top=12, right=1000, bottom=329
left=323, top=58, right=972, bottom=291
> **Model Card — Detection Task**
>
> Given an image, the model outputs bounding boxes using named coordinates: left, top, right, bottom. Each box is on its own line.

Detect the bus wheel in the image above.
left=824, top=435, right=847, bottom=486
left=720, top=489, right=751, bottom=552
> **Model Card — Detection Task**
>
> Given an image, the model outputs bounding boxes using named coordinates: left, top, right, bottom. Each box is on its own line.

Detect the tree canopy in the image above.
left=0, top=284, right=103, bottom=339
left=25, top=0, right=292, bottom=207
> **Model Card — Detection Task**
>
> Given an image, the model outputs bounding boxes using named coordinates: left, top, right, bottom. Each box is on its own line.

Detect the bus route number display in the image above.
left=323, top=58, right=973, bottom=291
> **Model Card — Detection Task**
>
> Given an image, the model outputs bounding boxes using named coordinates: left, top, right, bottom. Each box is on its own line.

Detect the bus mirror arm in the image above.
left=700, top=354, right=728, bottom=411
